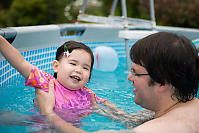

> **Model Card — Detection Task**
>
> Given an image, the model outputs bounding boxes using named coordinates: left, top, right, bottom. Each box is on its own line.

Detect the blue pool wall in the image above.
left=0, top=23, right=199, bottom=86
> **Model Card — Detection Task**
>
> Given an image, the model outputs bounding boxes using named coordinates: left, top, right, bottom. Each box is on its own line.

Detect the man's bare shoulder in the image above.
left=133, top=98, right=199, bottom=133
left=132, top=117, right=165, bottom=133
left=133, top=116, right=190, bottom=133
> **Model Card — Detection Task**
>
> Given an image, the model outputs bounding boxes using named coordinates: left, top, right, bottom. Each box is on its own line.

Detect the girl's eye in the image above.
left=83, top=67, right=90, bottom=71
left=70, top=63, right=76, bottom=66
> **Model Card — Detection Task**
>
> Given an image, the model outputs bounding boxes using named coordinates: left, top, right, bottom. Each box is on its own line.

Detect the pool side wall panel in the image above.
left=0, top=24, right=199, bottom=86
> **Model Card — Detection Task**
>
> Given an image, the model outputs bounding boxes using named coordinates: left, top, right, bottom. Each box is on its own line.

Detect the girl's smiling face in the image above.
left=53, top=49, right=91, bottom=90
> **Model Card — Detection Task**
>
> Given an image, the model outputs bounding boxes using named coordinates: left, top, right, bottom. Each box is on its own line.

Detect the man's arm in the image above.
left=36, top=80, right=136, bottom=133
left=91, top=92, right=154, bottom=128
left=43, top=113, right=87, bottom=133
left=35, top=80, right=88, bottom=133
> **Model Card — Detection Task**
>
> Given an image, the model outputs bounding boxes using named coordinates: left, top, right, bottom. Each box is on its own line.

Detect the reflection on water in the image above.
left=0, top=107, right=92, bottom=132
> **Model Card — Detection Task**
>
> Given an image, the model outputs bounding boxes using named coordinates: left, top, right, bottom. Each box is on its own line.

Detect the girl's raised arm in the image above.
left=0, top=35, right=32, bottom=79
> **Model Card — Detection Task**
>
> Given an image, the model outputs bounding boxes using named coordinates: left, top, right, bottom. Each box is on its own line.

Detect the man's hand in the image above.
left=90, top=92, right=97, bottom=106
left=35, top=79, right=55, bottom=116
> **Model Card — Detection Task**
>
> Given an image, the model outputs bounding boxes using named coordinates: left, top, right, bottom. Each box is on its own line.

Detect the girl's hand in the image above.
left=35, top=79, right=55, bottom=116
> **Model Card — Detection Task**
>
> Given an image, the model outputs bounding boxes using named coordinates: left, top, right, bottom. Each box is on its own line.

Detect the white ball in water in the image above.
left=93, top=46, right=118, bottom=72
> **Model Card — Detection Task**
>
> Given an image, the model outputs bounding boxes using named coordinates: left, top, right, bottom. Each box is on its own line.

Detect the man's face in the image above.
left=128, top=62, right=161, bottom=110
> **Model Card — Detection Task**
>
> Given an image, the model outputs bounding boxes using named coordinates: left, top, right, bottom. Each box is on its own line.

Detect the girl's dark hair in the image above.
left=130, top=32, right=199, bottom=102
left=54, top=41, right=94, bottom=80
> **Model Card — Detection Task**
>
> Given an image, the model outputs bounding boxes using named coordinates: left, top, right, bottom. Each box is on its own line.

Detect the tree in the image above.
left=0, top=0, right=199, bottom=28
left=100, top=0, right=199, bottom=28
left=140, top=0, right=199, bottom=28
left=0, top=0, right=14, bottom=9
left=0, top=0, right=70, bottom=27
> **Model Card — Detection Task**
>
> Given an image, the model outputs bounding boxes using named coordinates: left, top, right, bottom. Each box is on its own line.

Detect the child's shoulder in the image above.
left=32, top=66, right=53, bottom=78
left=83, top=86, right=90, bottom=90
left=82, top=86, right=94, bottom=93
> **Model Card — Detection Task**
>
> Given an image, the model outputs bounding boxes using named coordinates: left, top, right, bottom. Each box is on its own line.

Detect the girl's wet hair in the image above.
left=54, top=41, right=94, bottom=80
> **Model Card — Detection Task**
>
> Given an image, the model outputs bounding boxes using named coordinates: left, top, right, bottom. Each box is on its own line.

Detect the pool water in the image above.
left=0, top=57, right=143, bottom=132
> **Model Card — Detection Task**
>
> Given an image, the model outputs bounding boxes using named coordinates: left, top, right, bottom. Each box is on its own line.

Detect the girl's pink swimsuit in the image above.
left=25, top=66, right=106, bottom=112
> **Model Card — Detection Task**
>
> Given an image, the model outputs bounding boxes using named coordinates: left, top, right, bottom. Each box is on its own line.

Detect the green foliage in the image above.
left=100, top=0, right=150, bottom=19
left=140, top=0, right=199, bottom=28
left=0, top=0, right=198, bottom=28
left=0, top=0, right=14, bottom=9
left=100, top=0, right=199, bottom=28
left=0, top=0, right=70, bottom=27
left=0, top=10, right=8, bottom=28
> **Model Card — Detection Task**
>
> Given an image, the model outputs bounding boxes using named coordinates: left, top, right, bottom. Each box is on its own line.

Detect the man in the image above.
left=36, top=32, right=199, bottom=133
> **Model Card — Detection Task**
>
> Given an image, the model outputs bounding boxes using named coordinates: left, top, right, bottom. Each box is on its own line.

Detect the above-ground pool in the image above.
left=0, top=24, right=199, bottom=133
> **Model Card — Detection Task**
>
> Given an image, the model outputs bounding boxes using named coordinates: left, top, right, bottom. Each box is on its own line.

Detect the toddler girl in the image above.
left=0, top=36, right=106, bottom=119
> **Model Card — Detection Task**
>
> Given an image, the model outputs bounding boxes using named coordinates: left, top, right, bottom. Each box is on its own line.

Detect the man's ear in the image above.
left=158, top=82, right=171, bottom=93
left=53, top=60, right=59, bottom=73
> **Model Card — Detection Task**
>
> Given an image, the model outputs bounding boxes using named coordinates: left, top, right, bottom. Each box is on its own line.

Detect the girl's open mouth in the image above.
left=70, top=75, right=81, bottom=81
